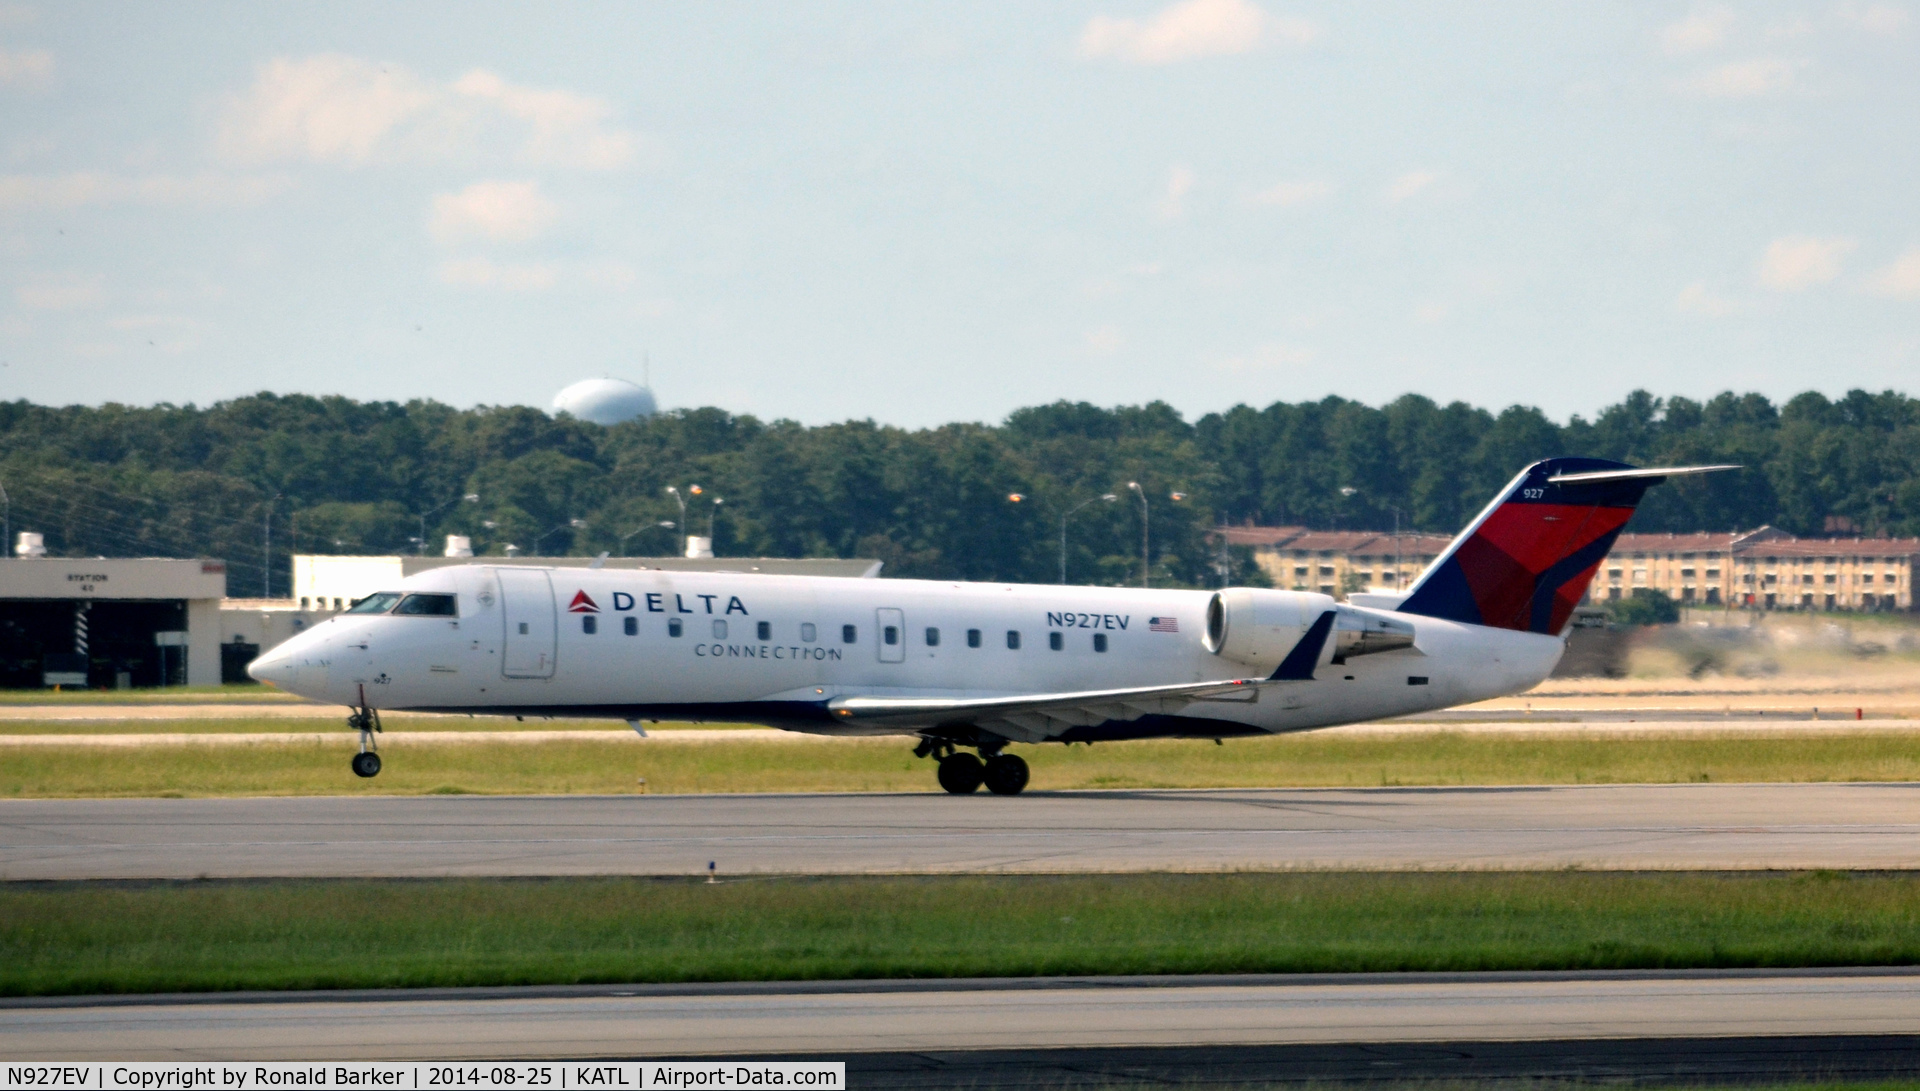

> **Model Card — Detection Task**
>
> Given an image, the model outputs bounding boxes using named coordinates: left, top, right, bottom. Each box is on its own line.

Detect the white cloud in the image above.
left=1085, top=327, right=1125, bottom=355
left=0, top=46, right=51, bottom=87
left=451, top=70, right=637, bottom=171
left=1757, top=235, right=1856, bottom=290
left=1676, top=57, right=1807, bottom=97
left=439, top=258, right=556, bottom=291
left=1867, top=248, right=1920, bottom=299
left=0, top=171, right=293, bottom=209
left=219, top=54, right=643, bottom=170
left=1156, top=165, right=1196, bottom=220
left=1213, top=341, right=1315, bottom=373
left=107, top=314, right=204, bottom=355
left=1383, top=169, right=1439, bottom=204
left=1078, top=0, right=1315, bottom=65
left=1840, top=3, right=1910, bottom=34
left=1661, top=6, right=1735, bottom=54
left=429, top=180, right=558, bottom=243
left=17, top=272, right=102, bottom=310
left=438, top=256, right=638, bottom=293
left=1412, top=301, right=1450, bottom=324
left=1250, top=179, right=1331, bottom=207
left=1675, top=282, right=1743, bottom=316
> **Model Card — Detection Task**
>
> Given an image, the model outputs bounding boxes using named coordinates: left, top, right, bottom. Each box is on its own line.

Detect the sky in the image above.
left=0, top=1, right=1916, bottom=428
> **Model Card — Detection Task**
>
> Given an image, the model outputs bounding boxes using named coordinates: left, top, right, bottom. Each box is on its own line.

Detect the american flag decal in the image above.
left=1149, top=616, right=1179, bottom=633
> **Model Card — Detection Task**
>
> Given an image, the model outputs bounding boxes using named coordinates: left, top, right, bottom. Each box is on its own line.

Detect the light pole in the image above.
left=263, top=493, right=280, bottom=598
left=415, top=493, right=480, bottom=555
left=666, top=486, right=692, bottom=556
left=0, top=479, right=9, bottom=559
left=707, top=497, right=724, bottom=545
left=534, top=518, right=587, bottom=557
left=619, top=521, right=676, bottom=556
left=1012, top=493, right=1117, bottom=585
left=1127, top=482, right=1149, bottom=587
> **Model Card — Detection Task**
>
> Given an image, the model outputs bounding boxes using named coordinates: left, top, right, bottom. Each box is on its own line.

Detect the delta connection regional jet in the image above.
left=250, top=457, right=1733, bottom=795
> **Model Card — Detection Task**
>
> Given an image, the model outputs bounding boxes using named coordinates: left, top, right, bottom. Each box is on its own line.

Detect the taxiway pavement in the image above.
left=5, top=782, right=1920, bottom=879
left=6, top=970, right=1920, bottom=1061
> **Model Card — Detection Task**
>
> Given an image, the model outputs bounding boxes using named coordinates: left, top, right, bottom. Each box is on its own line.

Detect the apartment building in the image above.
left=1213, top=526, right=1455, bottom=596
left=1216, top=524, right=1919, bottom=611
left=1599, top=529, right=1919, bottom=611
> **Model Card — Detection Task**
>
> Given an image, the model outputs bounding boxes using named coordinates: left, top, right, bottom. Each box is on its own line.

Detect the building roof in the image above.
left=1610, top=532, right=1741, bottom=554
left=1741, top=537, right=1920, bottom=559
left=1211, top=527, right=1452, bottom=556
left=1210, top=525, right=1308, bottom=547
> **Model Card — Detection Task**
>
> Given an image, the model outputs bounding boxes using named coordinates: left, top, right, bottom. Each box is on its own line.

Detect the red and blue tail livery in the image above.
left=1397, top=458, right=1737, bottom=636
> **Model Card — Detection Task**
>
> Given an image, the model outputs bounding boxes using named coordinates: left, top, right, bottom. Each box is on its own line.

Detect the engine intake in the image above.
left=1205, top=588, right=1417, bottom=675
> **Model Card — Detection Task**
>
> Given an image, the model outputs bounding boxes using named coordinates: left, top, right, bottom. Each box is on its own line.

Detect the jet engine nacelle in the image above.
left=1205, top=588, right=1419, bottom=675
left=1203, top=588, right=1336, bottom=673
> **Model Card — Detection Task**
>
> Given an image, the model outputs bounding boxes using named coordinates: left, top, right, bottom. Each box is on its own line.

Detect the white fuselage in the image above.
left=249, top=566, right=1564, bottom=739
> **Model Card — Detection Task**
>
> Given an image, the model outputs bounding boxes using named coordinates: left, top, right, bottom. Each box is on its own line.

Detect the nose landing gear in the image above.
left=348, top=685, right=383, bottom=778
left=918, top=738, right=1029, bottom=796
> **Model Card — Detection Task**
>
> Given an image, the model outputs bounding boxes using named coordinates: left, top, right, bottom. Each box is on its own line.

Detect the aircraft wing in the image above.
left=825, top=677, right=1275, bottom=742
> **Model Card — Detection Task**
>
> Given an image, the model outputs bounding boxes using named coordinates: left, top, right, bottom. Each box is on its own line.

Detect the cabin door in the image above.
left=499, top=568, right=558, bottom=679
left=876, top=607, right=906, bottom=663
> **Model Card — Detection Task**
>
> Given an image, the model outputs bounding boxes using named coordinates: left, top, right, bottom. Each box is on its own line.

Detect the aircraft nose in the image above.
left=247, top=644, right=297, bottom=687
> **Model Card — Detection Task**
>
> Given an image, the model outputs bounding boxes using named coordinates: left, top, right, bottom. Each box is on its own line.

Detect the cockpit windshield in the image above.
left=345, top=592, right=403, bottom=614
left=394, top=593, right=458, bottom=616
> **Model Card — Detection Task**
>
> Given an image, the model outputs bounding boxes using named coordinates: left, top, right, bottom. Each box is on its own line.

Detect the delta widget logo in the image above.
left=568, top=591, right=599, bottom=613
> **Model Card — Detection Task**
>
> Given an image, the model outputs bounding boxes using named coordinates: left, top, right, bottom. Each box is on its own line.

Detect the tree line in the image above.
left=1, top=388, right=1915, bottom=597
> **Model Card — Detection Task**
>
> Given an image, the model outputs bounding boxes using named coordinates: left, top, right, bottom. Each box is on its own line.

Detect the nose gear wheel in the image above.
left=347, top=684, right=383, bottom=778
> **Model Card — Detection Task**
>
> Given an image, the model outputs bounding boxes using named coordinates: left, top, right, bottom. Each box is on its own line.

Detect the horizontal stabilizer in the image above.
left=1546, top=464, right=1740, bottom=484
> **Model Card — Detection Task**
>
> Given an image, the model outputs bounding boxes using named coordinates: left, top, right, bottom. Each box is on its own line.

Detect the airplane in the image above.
left=248, top=457, right=1734, bottom=794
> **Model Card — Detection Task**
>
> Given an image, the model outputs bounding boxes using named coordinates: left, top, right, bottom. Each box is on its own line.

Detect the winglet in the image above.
left=1270, top=610, right=1335, bottom=681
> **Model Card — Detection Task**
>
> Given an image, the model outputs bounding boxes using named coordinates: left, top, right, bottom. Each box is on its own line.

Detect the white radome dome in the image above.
left=552, top=378, right=657, bottom=425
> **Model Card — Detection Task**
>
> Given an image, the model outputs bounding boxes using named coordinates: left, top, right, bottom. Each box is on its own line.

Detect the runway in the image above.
left=6, top=782, right=1920, bottom=879
left=6, top=970, right=1920, bottom=1065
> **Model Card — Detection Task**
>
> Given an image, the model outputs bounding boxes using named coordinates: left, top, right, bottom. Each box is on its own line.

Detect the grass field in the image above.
left=4, top=871, right=1919, bottom=996
left=7, top=729, right=1920, bottom=797
left=0, top=685, right=302, bottom=705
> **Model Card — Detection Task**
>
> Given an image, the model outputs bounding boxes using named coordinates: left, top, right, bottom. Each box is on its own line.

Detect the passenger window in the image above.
left=582, top=615, right=597, bottom=635
left=517, top=622, right=528, bottom=635
left=668, top=618, right=683, bottom=637
left=967, top=629, right=981, bottom=648
left=801, top=623, right=817, bottom=643
left=347, top=592, right=403, bottom=615
left=1006, top=630, right=1021, bottom=650
left=1094, top=633, right=1108, bottom=653
left=925, top=627, right=940, bottom=647
left=713, top=620, right=728, bottom=639
left=394, top=593, right=458, bottom=617
left=884, top=625, right=899, bottom=646
left=623, top=616, right=638, bottom=636
left=1048, top=631, right=1062, bottom=651
left=842, top=624, right=857, bottom=644
left=757, top=621, right=772, bottom=641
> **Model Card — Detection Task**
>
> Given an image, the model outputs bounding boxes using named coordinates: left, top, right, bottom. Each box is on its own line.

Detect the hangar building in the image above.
left=0, top=556, right=228, bottom=688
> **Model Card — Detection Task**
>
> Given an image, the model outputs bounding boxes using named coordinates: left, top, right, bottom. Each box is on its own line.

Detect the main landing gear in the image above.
left=918, top=739, right=1029, bottom=796
left=348, top=686, right=383, bottom=778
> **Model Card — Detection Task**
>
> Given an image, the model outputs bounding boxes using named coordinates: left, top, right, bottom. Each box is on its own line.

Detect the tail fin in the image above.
left=1397, top=458, right=1736, bottom=635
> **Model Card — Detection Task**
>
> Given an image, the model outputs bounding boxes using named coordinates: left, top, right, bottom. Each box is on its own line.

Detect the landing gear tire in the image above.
left=936, top=752, right=984, bottom=794
left=351, top=751, right=382, bottom=778
left=983, top=753, right=1029, bottom=796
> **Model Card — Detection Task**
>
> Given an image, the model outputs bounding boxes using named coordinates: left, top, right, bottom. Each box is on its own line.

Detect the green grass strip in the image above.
left=6, top=871, right=1920, bottom=997
left=9, top=731, right=1920, bottom=797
